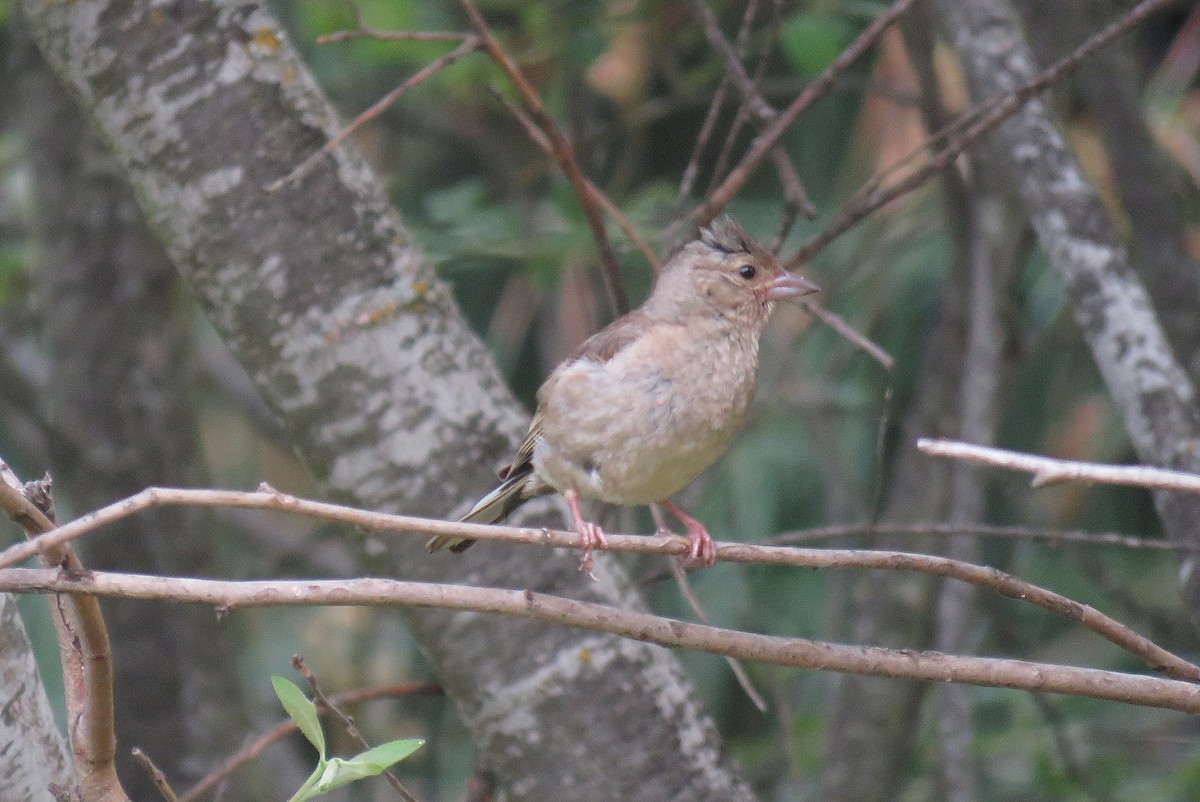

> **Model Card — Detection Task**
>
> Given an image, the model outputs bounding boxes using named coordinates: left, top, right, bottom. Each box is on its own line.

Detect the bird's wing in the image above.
left=498, top=408, right=543, bottom=480
left=569, top=308, right=654, bottom=364
left=498, top=310, right=652, bottom=480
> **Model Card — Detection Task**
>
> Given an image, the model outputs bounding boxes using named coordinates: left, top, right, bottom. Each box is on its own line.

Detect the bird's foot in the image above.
left=681, top=520, right=715, bottom=567
left=565, top=488, right=608, bottom=580
left=575, top=519, right=609, bottom=578
left=660, top=500, right=717, bottom=567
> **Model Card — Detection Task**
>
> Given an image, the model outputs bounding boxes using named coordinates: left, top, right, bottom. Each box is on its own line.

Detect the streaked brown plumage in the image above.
left=427, top=216, right=819, bottom=567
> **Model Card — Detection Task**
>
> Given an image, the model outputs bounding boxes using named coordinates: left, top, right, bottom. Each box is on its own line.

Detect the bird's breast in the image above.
left=532, top=324, right=760, bottom=505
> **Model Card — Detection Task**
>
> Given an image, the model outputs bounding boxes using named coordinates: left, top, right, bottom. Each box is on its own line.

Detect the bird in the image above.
left=427, top=216, right=819, bottom=569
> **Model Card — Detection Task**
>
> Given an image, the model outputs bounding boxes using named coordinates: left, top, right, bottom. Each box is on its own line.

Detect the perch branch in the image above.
left=0, top=568, right=1198, bottom=714
left=0, top=484, right=1195, bottom=682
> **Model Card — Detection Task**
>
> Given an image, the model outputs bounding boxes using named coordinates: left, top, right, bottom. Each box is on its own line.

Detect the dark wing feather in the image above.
left=570, top=309, right=654, bottom=364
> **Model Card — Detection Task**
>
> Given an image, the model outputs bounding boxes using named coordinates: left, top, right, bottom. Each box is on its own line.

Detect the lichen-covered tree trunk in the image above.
left=19, top=2, right=756, bottom=799
left=0, top=594, right=76, bottom=802
left=13, top=22, right=259, bottom=798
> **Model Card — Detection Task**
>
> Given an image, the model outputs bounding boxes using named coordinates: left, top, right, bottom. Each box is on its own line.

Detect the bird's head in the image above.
left=648, top=217, right=820, bottom=328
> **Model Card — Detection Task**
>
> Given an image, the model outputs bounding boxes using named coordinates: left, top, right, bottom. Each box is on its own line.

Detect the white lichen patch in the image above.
left=198, top=165, right=244, bottom=198
left=259, top=253, right=286, bottom=299
left=465, top=633, right=621, bottom=736
left=216, top=40, right=254, bottom=85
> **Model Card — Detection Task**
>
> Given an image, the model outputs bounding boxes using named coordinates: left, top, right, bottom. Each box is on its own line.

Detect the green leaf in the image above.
left=271, top=676, right=326, bottom=759
left=353, top=738, right=425, bottom=768
left=310, top=739, right=424, bottom=795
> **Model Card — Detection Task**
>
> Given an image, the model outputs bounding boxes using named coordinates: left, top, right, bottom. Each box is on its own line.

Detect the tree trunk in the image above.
left=19, top=2, right=756, bottom=799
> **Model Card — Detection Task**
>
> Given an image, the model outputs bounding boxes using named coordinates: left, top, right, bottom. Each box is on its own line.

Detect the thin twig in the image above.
left=180, top=682, right=441, bottom=802
left=490, top=88, right=660, bottom=270
left=2, top=567, right=1199, bottom=713
left=291, top=655, right=419, bottom=802
left=268, top=36, right=482, bottom=191
left=316, top=2, right=472, bottom=44
left=319, top=27, right=470, bottom=44
left=768, top=522, right=1197, bottom=552
left=918, top=438, right=1200, bottom=493
left=783, top=0, right=1176, bottom=270
left=670, top=560, right=769, bottom=712
left=652, top=505, right=768, bottom=712
left=690, top=0, right=914, bottom=227
left=458, top=0, right=629, bottom=314
left=800, top=300, right=894, bottom=370
left=689, top=0, right=816, bottom=222
left=132, top=749, right=180, bottom=802
left=1, top=484, right=1195, bottom=682
left=678, top=0, right=767, bottom=199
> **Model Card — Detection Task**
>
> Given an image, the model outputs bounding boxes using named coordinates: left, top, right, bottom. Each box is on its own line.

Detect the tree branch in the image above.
left=0, top=567, right=1197, bottom=714
left=0, top=460, right=124, bottom=802
left=1, top=483, right=1195, bottom=682
left=918, top=438, right=1200, bottom=492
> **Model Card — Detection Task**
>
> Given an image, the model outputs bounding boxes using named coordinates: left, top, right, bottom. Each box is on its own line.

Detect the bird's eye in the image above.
left=738, top=264, right=757, bottom=280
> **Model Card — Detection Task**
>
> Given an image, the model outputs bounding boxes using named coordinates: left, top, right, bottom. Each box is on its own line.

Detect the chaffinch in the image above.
left=428, top=216, right=819, bottom=568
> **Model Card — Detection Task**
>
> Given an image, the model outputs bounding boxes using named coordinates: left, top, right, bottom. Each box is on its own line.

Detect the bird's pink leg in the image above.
left=660, top=500, right=716, bottom=567
left=565, top=488, right=608, bottom=575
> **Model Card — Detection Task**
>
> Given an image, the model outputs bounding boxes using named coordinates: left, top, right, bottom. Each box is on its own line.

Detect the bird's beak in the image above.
left=764, top=271, right=820, bottom=302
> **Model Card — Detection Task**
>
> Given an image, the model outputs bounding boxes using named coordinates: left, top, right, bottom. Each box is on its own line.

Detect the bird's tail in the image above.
left=426, top=466, right=535, bottom=553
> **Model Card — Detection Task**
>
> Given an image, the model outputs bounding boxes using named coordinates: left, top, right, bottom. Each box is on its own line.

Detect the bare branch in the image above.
left=769, top=522, right=1196, bottom=552
left=1, top=567, right=1198, bottom=713
left=1, top=484, right=1195, bottom=682
left=458, top=0, right=630, bottom=314
left=131, top=750, right=179, bottom=802
left=268, top=36, right=483, bottom=191
left=918, top=438, right=1200, bottom=493
left=655, top=499, right=766, bottom=712
left=0, top=461, right=126, bottom=802
left=784, top=0, right=1177, bottom=270
left=489, top=88, right=660, bottom=271
left=690, top=0, right=914, bottom=227
left=800, top=301, right=894, bottom=370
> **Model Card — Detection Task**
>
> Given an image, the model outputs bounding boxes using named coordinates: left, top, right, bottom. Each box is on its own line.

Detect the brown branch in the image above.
left=690, top=0, right=914, bottom=228
left=319, top=30, right=469, bottom=44
left=2, top=568, right=1199, bottom=714
left=677, top=0, right=747, bottom=203
left=268, top=35, right=483, bottom=191
left=489, top=89, right=660, bottom=271
left=669, top=559, right=768, bottom=712
left=1, top=484, right=1195, bottom=683
left=291, top=655, right=419, bottom=802
left=783, top=0, right=1176, bottom=270
left=131, top=749, right=179, bottom=802
left=653, top=504, right=767, bottom=712
left=800, top=300, right=894, bottom=370
left=458, top=0, right=630, bottom=314
left=768, top=522, right=1198, bottom=553
left=180, top=682, right=441, bottom=802
left=688, top=0, right=816, bottom=223
left=0, top=459, right=125, bottom=802
left=918, top=438, right=1200, bottom=493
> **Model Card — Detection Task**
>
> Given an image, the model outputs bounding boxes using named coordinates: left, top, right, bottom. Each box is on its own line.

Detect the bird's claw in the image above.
left=575, top=520, right=608, bottom=580
left=682, top=521, right=716, bottom=568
